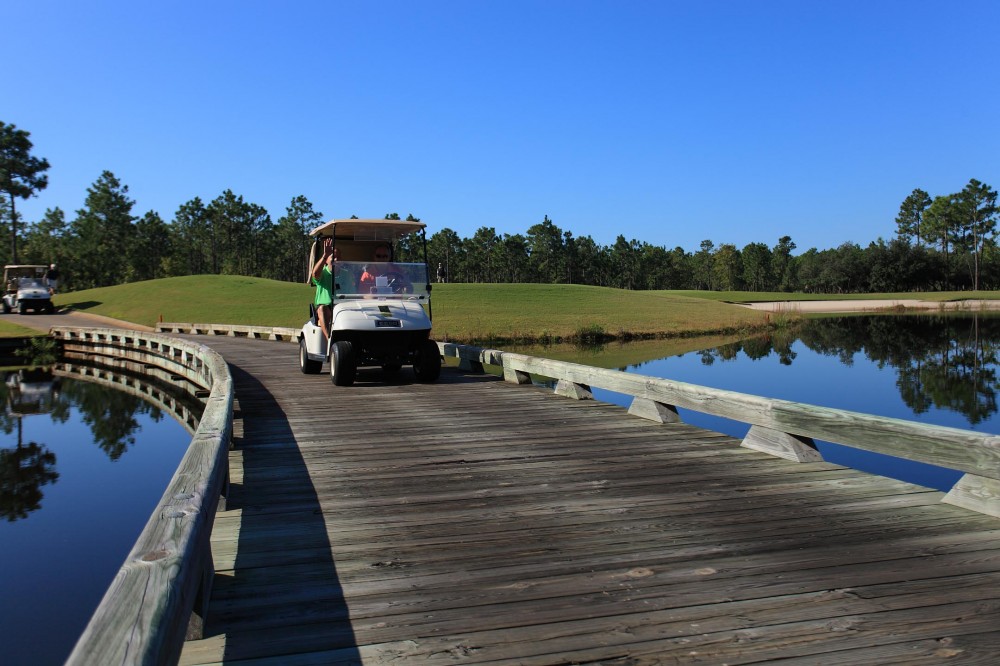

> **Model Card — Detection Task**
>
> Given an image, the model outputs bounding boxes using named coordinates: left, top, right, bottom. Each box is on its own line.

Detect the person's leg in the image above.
left=317, top=304, right=331, bottom=342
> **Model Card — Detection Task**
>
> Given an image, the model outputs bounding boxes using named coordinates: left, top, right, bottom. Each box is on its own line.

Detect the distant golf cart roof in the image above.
left=309, top=218, right=426, bottom=241
left=3, top=265, right=48, bottom=280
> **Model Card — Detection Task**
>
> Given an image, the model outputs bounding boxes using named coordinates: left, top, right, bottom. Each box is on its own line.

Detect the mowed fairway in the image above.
left=50, top=275, right=1000, bottom=344
left=53, top=276, right=769, bottom=343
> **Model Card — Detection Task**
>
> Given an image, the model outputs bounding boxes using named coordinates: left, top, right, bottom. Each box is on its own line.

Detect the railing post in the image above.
left=458, top=357, right=485, bottom=373
left=741, top=425, right=822, bottom=463
left=628, top=397, right=682, bottom=423
left=503, top=366, right=532, bottom=384
left=943, top=474, right=1000, bottom=518
left=185, top=553, right=214, bottom=640
left=554, top=379, right=593, bottom=400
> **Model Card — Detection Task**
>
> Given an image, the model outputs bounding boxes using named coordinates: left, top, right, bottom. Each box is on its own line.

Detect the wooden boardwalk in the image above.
left=178, top=337, right=1000, bottom=665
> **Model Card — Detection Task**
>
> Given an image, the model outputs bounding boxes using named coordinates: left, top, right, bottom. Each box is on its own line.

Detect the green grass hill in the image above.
left=51, top=275, right=772, bottom=344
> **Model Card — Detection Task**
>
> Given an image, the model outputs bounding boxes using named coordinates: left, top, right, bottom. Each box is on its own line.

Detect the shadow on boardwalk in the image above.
left=209, top=362, right=361, bottom=663
left=180, top=337, right=1000, bottom=664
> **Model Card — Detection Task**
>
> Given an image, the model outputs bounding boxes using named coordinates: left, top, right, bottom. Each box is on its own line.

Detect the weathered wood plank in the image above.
left=498, top=350, right=1000, bottom=481
left=174, top=337, right=1000, bottom=665
left=943, top=472, right=1000, bottom=518
left=628, top=396, right=682, bottom=423
left=742, top=423, right=823, bottom=462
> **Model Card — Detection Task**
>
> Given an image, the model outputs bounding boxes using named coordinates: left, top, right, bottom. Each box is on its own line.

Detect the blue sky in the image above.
left=4, top=1, right=998, bottom=254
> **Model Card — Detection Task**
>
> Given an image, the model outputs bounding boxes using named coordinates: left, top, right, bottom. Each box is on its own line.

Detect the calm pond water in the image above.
left=513, top=314, right=1000, bottom=492
left=0, top=367, right=193, bottom=666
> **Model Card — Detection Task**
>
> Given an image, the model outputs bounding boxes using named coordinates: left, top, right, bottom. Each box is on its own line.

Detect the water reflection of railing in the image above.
left=50, top=327, right=233, bottom=666
left=440, top=341, right=1000, bottom=519
left=54, top=358, right=204, bottom=436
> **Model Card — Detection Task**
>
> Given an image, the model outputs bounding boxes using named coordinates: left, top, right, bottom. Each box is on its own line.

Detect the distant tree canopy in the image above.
left=424, top=178, right=997, bottom=293
left=0, top=122, right=49, bottom=263
left=5, top=121, right=997, bottom=294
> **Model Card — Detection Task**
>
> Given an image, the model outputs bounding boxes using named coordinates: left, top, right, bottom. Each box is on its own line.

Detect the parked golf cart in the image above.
left=297, top=218, right=441, bottom=386
left=2, top=265, right=54, bottom=314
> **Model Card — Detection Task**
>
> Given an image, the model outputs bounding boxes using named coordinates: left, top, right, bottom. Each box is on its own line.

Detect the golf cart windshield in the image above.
left=19, top=278, right=46, bottom=289
left=3, top=265, right=48, bottom=293
left=332, top=261, right=430, bottom=300
left=309, top=218, right=432, bottom=302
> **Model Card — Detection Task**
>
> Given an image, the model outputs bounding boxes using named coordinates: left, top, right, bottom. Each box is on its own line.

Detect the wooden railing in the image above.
left=156, top=321, right=298, bottom=341
left=50, top=327, right=233, bottom=666
left=438, top=341, right=1000, bottom=519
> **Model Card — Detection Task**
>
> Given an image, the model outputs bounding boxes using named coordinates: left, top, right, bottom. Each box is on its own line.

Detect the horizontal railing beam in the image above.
left=51, top=327, right=234, bottom=666
left=438, top=343, right=1000, bottom=484
left=156, top=322, right=298, bottom=342
left=499, top=352, right=1000, bottom=480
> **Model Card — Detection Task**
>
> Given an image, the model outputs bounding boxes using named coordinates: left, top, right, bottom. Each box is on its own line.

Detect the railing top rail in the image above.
left=55, top=326, right=233, bottom=666
left=439, top=342, right=1000, bottom=481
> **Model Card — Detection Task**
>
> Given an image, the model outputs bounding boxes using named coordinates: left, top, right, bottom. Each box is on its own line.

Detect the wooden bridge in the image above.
left=55, top=327, right=1000, bottom=664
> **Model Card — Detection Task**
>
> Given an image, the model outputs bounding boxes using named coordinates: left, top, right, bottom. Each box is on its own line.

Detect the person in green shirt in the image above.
left=310, top=239, right=354, bottom=341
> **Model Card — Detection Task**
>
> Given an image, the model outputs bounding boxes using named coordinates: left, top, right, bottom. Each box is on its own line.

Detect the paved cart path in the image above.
left=2, top=308, right=154, bottom=333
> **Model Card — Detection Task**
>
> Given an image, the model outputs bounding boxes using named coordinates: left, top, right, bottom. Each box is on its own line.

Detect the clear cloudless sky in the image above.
left=4, top=0, right=998, bottom=254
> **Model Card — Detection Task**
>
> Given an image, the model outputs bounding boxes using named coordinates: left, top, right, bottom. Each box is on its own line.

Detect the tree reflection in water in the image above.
left=0, top=369, right=61, bottom=521
left=0, top=438, right=59, bottom=521
left=0, top=367, right=166, bottom=521
left=698, top=314, right=1000, bottom=425
left=59, top=378, right=165, bottom=461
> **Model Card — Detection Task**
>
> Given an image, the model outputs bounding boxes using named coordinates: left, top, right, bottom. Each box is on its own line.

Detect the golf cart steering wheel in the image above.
left=384, top=271, right=410, bottom=294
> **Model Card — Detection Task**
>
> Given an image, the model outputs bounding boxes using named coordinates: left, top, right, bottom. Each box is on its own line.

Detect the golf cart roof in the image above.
left=310, top=218, right=426, bottom=241
left=3, top=265, right=48, bottom=279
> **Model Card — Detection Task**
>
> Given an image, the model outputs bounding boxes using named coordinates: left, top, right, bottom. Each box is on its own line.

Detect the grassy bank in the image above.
left=0, top=320, right=48, bottom=338
left=504, top=332, right=756, bottom=368
left=50, top=276, right=1000, bottom=345
left=52, top=276, right=773, bottom=344
left=430, top=283, right=771, bottom=343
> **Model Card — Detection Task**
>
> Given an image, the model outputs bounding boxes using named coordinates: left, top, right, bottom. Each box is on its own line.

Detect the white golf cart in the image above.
left=297, top=218, right=441, bottom=386
left=2, top=265, right=54, bottom=314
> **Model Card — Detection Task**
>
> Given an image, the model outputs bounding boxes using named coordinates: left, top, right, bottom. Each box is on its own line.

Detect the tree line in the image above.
left=414, top=180, right=998, bottom=293
left=2, top=121, right=997, bottom=293
left=693, top=314, right=1000, bottom=423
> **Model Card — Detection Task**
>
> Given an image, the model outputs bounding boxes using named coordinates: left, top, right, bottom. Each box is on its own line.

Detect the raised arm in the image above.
left=311, top=239, right=332, bottom=279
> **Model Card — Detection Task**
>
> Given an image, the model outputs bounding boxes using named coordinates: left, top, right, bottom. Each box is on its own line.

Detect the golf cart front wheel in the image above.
left=413, top=339, right=442, bottom=383
left=330, top=340, right=357, bottom=386
left=299, top=338, right=322, bottom=374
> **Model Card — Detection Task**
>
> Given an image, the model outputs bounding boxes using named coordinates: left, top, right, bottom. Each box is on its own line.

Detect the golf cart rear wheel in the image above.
left=299, top=338, right=322, bottom=374
left=413, top=339, right=442, bottom=383
left=331, top=340, right=357, bottom=386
